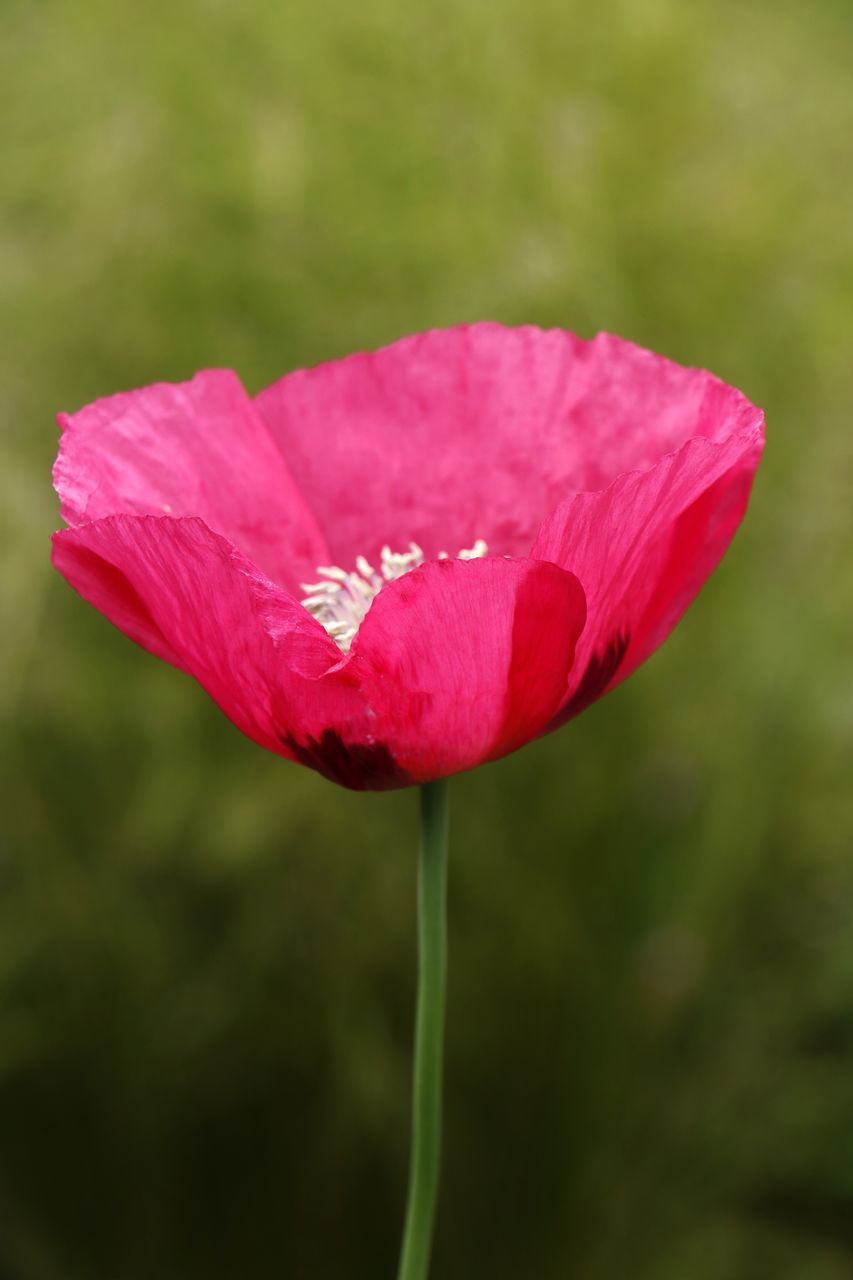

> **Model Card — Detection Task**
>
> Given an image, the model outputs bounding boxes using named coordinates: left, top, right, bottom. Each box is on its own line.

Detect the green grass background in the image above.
left=3, top=0, right=853, bottom=1275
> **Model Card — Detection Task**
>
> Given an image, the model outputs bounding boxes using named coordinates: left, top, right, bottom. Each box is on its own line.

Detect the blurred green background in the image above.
left=2, top=0, right=853, bottom=1276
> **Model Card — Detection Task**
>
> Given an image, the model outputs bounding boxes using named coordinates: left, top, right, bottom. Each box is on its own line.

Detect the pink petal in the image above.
left=50, top=329, right=764, bottom=789
left=255, top=323, right=758, bottom=567
left=52, top=515, right=358, bottom=758
left=340, top=555, right=587, bottom=783
left=531, top=425, right=765, bottom=726
left=52, top=520, right=586, bottom=789
left=54, top=370, right=328, bottom=594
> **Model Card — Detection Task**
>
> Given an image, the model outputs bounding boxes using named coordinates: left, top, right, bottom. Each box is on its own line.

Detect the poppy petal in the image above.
left=531, top=425, right=764, bottom=725
left=52, top=515, right=358, bottom=757
left=50, top=328, right=766, bottom=789
left=255, top=324, right=757, bottom=568
left=340, top=555, right=587, bottom=783
left=54, top=370, right=328, bottom=594
left=52, top=521, right=586, bottom=789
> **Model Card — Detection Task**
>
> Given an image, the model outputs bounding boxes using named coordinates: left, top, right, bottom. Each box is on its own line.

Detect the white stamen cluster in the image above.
left=301, top=539, right=489, bottom=653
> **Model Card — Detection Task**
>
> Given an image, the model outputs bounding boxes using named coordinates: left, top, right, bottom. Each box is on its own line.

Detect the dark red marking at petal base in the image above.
left=547, top=631, right=631, bottom=732
left=566, top=631, right=630, bottom=716
left=280, top=729, right=411, bottom=791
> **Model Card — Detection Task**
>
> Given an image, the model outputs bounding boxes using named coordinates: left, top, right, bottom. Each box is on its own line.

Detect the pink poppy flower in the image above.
left=51, top=324, right=764, bottom=790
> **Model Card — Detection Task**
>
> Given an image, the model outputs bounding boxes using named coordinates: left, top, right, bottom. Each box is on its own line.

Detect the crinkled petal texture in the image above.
left=533, top=428, right=764, bottom=728
left=52, top=324, right=764, bottom=789
left=54, top=369, right=328, bottom=595
left=255, top=323, right=762, bottom=567
left=52, top=520, right=586, bottom=788
left=342, top=557, right=586, bottom=782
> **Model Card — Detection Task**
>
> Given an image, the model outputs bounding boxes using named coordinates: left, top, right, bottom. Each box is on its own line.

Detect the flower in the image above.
left=51, top=324, right=764, bottom=790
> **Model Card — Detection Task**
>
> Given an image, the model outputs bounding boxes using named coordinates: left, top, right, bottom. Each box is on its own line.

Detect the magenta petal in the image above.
left=341, top=556, right=587, bottom=784
left=50, top=327, right=766, bottom=788
left=52, top=521, right=586, bottom=789
left=255, top=324, right=758, bottom=567
left=52, top=515, right=358, bottom=757
left=531, top=424, right=765, bottom=725
left=54, top=370, right=328, bottom=594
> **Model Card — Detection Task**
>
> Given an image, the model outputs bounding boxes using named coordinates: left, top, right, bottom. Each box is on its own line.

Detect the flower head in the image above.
left=52, top=324, right=764, bottom=789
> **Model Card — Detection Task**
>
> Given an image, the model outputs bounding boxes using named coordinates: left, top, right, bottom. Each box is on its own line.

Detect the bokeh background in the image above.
left=3, top=0, right=853, bottom=1276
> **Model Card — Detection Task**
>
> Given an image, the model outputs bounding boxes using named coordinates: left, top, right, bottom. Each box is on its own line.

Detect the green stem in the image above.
left=397, top=778, right=450, bottom=1280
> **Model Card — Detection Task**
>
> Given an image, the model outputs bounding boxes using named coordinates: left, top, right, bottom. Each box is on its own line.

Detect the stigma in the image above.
left=301, top=539, right=488, bottom=652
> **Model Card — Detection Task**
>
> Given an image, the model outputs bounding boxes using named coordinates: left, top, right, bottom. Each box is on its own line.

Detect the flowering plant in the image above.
left=52, top=323, right=764, bottom=1277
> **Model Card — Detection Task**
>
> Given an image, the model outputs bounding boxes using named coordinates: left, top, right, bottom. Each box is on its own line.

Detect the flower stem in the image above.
left=397, top=778, right=450, bottom=1280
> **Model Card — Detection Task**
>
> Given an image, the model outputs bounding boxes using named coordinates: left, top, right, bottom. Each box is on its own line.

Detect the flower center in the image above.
left=301, top=539, right=489, bottom=653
